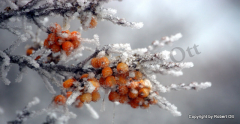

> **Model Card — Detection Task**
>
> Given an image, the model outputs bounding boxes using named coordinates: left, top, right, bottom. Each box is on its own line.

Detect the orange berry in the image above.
left=75, top=100, right=83, bottom=108
left=129, top=100, right=139, bottom=109
left=79, top=93, right=92, bottom=103
left=61, top=30, right=71, bottom=40
left=89, top=17, right=97, bottom=28
left=105, top=76, right=116, bottom=88
left=102, top=67, right=113, bottom=78
left=127, top=80, right=139, bottom=89
left=63, top=78, right=75, bottom=88
left=116, top=76, right=127, bottom=85
left=138, top=88, right=150, bottom=98
left=92, top=91, right=101, bottom=102
left=88, top=78, right=100, bottom=91
left=99, top=77, right=105, bottom=86
left=91, top=58, right=100, bottom=68
left=108, top=91, right=120, bottom=102
left=55, top=36, right=65, bottom=45
left=71, top=31, right=81, bottom=41
left=54, top=95, right=66, bottom=105
left=71, top=40, right=80, bottom=49
left=139, top=79, right=152, bottom=89
left=26, top=48, right=34, bottom=56
left=134, top=71, right=143, bottom=80
left=117, top=63, right=129, bottom=74
left=62, top=41, right=74, bottom=52
left=141, top=102, right=150, bottom=109
left=149, top=98, right=158, bottom=105
left=66, top=91, right=72, bottom=98
left=119, top=95, right=129, bottom=104
left=133, top=97, right=144, bottom=106
left=80, top=74, right=89, bottom=79
left=44, top=39, right=50, bottom=48
left=118, top=85, right=129, bottom=95
left=50, top=44, right=61, bottom=53
left=128, top=89, right=138, bottom=99
left=48, top=33, right=56, bottom=43
left=50, top=23, right=62, bottom=33
left=98, top=57, right=110, bottom=68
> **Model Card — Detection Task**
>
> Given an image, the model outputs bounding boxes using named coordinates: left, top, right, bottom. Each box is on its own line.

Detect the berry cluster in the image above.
left=54, top=75, right=101, bottom=108
left=26, top=18, right=97, bottom=63
left=91, top=56, right=158, bottom=109
left=52, top=55, right=158, bottom=109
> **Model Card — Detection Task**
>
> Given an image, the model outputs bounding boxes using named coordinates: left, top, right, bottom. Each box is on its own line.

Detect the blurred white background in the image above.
left=0, top=0, right=240, bottom=123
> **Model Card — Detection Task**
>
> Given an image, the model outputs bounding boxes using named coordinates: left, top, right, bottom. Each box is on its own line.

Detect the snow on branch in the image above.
left=8, top=97, right=40, bottom=124
left=0, top=0, right=212, bottom=123
left=166, top=82, right=212, bottom=92
left=148, top=33, right=182, bottom=51
left=101, top=15, right=144, bottom=29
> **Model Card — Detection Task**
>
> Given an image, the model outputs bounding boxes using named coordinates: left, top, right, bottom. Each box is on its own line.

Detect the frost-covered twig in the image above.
left=7, top=97, right=40, bottom=124
left=148, top=33, right=182, bottom=51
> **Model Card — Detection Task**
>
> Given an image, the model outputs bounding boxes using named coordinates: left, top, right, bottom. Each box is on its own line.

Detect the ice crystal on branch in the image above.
left=0, top=0, right=211, bottom=123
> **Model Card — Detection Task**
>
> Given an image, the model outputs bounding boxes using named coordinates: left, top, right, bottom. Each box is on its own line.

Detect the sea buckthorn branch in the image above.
left=0, top=0, right=212, bottom=123
left=8, top=97, right=77, bottom=124
left=148, top=33, right=183, bottom=51
left=8, top=97, right=40, bottom=124
left=0, top=0, right=143, bottom=35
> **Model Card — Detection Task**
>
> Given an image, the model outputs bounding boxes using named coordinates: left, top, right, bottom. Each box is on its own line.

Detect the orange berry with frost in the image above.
left=92, top=91, right=101, bottom=102
left=117, top=63, right=129, bottom=74
left=129, top=100, right=139, bottom=109
left=50, top=44, right=61, bottom=53
left=127, top=80, right=139, bottom=89
left=105, top=76, right=116, bottom=88
left=138, top=88, right=150, bottom=98
left=71, top=40, right=80, bottom=49
left=61, top=30, right=71, bottom=40
left=48, top=33, right=56, bottom=43
left=128, top=89, right=138, bottom=99
left=141, top=102, right=150, bottom=109
left=79, top=93, right=92, bottom=103
left=118, top=85, right=129, bottom=95
left=119, top=95, right=129, bottom=104
left=50, top=23, right=62, bottom=33
left=91, top=58, right=100, bottom=68
left=133, top=97, right=144, bottom=106
left=75, top=100, right=84, bottom=108
left=88, top=78, right=100, bottom=91
left=63, top=78, right=75, bottom=88
left=71, top=31, right=81, bottom=41
left=108, top=91, right=120, bottom=102
left=55, top=36, right=65, bottom=45
left=44, top=39, right=50, bottom=48
left=98, top=57, right=110, bottom=68
left=102, top=67, right=113, bottom=78
left=62, top=41, right=74, bottom=52
left=54, top=95, right=66, bottom=105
